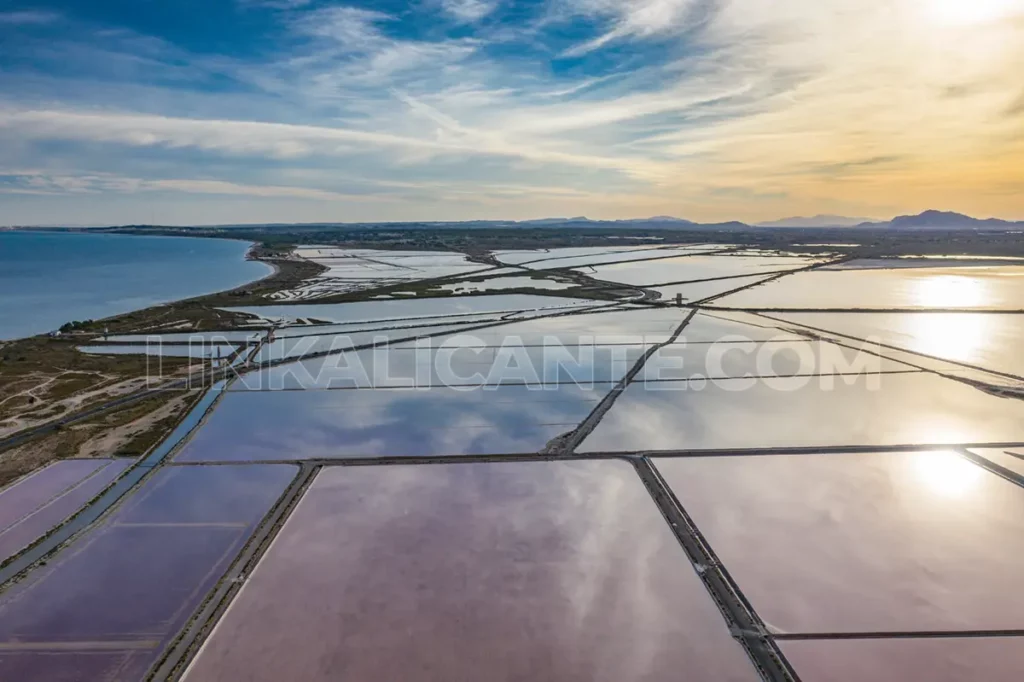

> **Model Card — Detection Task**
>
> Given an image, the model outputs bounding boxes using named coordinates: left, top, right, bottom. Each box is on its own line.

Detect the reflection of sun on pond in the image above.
left=900, top=312, right=992, bottom=364
left=911, top=451, right=984, bottom=499
left=910, top=274, right=988, bottom=309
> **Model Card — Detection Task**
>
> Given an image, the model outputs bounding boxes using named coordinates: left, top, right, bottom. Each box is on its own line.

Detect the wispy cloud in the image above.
left=1007, top=90, right=1024, bottom=118
left=236, top=0, right=313, bottom=9
left=0, top=10, right=61, bottom=25
left=440, top=0, right=500, bottom=23
left=272, top=5, right=482, bottom=100
left=1, top=0, right=1023, bottom=223
left=293, top=6, right=393, bottom=45
left=0, top=170, right=376, bottom=201
left=560, top=0, right=701, bottom=56
left=0, top=107, right=670, bottom=180
left=0, top=109, right=439, bottom=158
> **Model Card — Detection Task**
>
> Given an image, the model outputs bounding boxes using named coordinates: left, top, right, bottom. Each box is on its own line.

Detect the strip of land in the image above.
left=6, top=225, right=1024, bottom=487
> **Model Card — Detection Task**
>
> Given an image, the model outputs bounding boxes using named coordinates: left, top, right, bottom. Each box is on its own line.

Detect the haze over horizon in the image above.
left=1, top=0, right=1022, bottom=226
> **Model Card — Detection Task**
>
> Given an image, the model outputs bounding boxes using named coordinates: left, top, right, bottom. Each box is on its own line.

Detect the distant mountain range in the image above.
left=512, top=211, right=1024, bottom=230
left=16, top=210, right=1024, bottom=232
left=757, top=215, right=874, bottom=228
left=518, top=210, right=1023, bottom=230
left=519, top=216, right=696, bottom=226
left=881, top=210, right=1023, bottom=229
left=757, top=210, right=1024, bottom=229
left=518, top=216, right=592, bottom=225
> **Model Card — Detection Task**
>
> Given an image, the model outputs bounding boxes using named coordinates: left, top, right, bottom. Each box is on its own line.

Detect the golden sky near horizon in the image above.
left=0, top=0, right=1022, bottom=224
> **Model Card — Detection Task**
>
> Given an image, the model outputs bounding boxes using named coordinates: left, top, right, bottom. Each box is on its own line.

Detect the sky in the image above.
left=0, top=0, right=1022, bottom=226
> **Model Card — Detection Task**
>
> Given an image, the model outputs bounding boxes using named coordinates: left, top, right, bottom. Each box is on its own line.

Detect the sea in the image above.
left=0, top=231, right=272, bottom=341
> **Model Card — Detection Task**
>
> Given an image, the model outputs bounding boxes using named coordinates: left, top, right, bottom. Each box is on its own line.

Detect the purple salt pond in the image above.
left=0, top=459, right=133, bottom=563
left=0, top=464, right=296, bottom=681
left=183, top=461, right=760, bottom=682
left=779, top=637, right=1024, bottom=681
left=0, top=460, right=109, bottom=533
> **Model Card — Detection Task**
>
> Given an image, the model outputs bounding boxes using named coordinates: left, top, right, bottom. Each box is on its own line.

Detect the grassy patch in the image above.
left=0, top=388, right=201, bottom=487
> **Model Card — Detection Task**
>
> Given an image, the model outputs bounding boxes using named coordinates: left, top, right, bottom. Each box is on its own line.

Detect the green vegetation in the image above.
left=58, top=319, right=97, bottom=334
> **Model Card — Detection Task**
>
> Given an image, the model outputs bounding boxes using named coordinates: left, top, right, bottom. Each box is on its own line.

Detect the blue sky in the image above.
left=1, top=0, right=1022, bottom=225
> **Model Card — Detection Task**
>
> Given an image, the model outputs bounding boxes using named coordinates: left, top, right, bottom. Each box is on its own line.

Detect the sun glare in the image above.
left=913, top=451, right=984, bottom=498
left=926, top=0, right=1024, bottom=24
left=903, top=313, right=990, bottom=363
left=910, top=274, right=987, bottom=308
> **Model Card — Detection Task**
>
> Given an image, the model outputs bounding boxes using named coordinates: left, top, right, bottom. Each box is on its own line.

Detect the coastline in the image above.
left=243, top=242, right=283, bottom=286
left=0, top=231, right=274, bottom=342
left=0, top=238, right=313, bottom=481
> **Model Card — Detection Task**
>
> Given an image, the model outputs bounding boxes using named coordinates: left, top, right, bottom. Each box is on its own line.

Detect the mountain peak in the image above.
left=888, top=210, right=1014, bottom=229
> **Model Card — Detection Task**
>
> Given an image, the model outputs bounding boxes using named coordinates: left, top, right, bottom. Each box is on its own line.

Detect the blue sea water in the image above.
left=0, top=231, right=272, bottom=341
